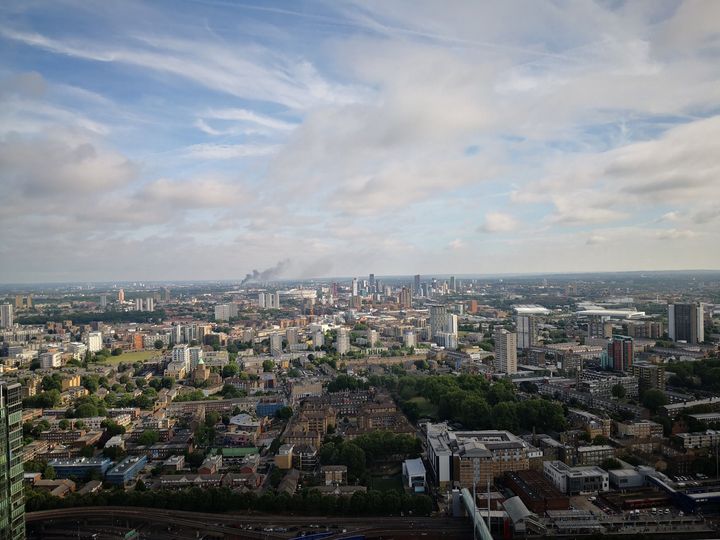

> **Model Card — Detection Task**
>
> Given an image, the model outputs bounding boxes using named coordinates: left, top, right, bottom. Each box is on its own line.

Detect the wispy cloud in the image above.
left=0, top=27, right=362, bottom=110
left=1, top=1, right=719, bottom=281
left=182, top=143, right=281, bottom=160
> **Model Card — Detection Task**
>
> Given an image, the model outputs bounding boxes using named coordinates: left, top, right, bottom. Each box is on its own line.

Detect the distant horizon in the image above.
left=2, top=267, right=720, bottom=289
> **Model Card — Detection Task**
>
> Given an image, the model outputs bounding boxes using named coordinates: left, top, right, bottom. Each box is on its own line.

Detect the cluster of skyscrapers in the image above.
left=258, top=292, right=281, bottom=310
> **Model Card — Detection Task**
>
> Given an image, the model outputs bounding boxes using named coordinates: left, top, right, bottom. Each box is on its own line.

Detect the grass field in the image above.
left=370, top=474, right=404, bottom=492
left=407, top=396, right=438, bottom=419
left=98, top=350, right=161, bottom=365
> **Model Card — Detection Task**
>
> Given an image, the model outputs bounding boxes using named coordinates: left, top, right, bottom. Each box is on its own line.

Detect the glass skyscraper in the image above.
left=0, top=381, right=24, bottom=540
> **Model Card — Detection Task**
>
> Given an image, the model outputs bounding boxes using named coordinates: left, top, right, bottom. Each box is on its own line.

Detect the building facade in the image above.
left=668, top=303, right=704, bottom=344
left=494, top=329, right=518, bottom=374
left=0, top=381, right=24, bottom=540
left=516, top=315, right=538, bottom=350
left=607, top=336, right=633, bottom=372
left=0, top=305, right=13, bottom=329
left=543, top=461, right=609, bottom=495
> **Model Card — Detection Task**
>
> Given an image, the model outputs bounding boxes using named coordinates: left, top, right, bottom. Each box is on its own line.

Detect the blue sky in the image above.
left=1, top=0, right=719, bottom=282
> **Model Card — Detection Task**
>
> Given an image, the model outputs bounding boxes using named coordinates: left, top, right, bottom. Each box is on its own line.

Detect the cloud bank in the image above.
left=0, top=1, right=719, bottom=282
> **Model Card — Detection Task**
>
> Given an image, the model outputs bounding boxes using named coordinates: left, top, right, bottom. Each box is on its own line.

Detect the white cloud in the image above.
left=479, top=212, right=519, bottom=233
left=204, top=108, right=297, bottom=131
left=0, top=28, right=363, bottom=110
left=182, top=143, right=281, bottom=160
left=2, top=1, right=720, bottom=280
left=659, top=211, right=681, bottom=222
left=520, top=115, right=720, bottom=228
left=586, top=235, right=606, bottom=245
left=656, top=228, right=697, bottom=241
left=137, top=177, right=251, bottom=208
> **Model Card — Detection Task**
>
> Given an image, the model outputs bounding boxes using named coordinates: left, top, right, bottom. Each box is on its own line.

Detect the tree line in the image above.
left=319, top=431, right=421, bottom=482
left=330, top=373, right=567, bottom=433
left=667, top=357, right=720, bottom=393
left=25, top=485, right=433, bottom=516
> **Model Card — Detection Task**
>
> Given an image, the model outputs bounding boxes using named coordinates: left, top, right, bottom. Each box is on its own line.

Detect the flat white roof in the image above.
left=514, top=305, right=550, bottom=315
left=404, top=457, right=426, bottom=477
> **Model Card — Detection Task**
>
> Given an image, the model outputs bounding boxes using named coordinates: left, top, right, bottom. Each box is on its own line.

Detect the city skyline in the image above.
left=3, top=268, right=720, bottom=288
left=2, top=1, right=720, bottom=282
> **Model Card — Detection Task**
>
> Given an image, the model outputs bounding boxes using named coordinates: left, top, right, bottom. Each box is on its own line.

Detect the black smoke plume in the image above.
left=241, top=259, right=290, bottom=285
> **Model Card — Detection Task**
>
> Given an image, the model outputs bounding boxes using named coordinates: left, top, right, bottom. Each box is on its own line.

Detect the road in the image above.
left=27, top=506, right=473, bottom=539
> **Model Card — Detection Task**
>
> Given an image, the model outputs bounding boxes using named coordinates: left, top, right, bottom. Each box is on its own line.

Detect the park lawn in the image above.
left=99, top=350, right=161, bottom=365
left=407, top=396, right=438, bottom=420
left=370, top=474, right=404, bottom=492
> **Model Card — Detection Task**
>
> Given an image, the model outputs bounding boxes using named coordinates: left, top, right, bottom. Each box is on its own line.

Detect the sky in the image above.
left=1, top=0, right=719, bottom=283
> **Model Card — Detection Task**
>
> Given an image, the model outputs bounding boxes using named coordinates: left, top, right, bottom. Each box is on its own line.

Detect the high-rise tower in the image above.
left=0, top=304, right=13, bottom=329
left=607, top=335, right=634, bottom=372
left=0, top=381, right=24, bottom=539
left=668, top=303, right=704, bottom=344
left=494, top=329, right=518, bottom=374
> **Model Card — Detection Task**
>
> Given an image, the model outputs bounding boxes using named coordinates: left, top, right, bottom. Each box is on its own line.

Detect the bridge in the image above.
left=460, top=488, right=493, bottom=540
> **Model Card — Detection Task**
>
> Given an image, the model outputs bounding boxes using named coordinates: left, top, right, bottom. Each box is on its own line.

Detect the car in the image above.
left=664, top=509, right=670, bottom=515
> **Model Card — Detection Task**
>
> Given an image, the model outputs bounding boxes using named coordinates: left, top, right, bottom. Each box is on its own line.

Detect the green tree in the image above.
left=593, top=435, right=609, bottom=445
left=154, top=340, right=164, bottom=350
left=186, top=450, right=206, bottom=468
left=611, top=384, right=627, bottom=399
left=338, top=442, right=366, bottom=479
left=102, top=420, right=126, bottom=437
left=262, top=360, right=275, bottom=372
left=138, top=429, right=160, bottom=446
left=269, top=467, right=284, bottom=488
left=275, top=406, right=293, bottom=420
left=600, top=458, right=622, bottom=470
left=220, top=384, right=246, bottom=399
left=103, top=446, right=126, bottom=460
left=222, top=363, right=239, bottom=378
left=43, top=465, right=56, bottom=480
left=31, top=420, right=50, bottom=437
left=111, top=348, right=123, bottom=356
left=492, top=401, right=519, bottom=431
left=81, top=376, right=99, bottom=393
left=642, top=389, right=668, bottom=413
left=75, top=403, right=99, bottom=418
left=268, top=438, right=282, bottom=454
left=319, top=442, right=336, bottom=465
left=41, top=374, right=62, bottom=392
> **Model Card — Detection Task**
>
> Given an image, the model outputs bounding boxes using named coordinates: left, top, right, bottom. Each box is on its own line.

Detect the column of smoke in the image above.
left=241, top=259, right=290, bottom=285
